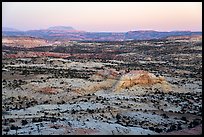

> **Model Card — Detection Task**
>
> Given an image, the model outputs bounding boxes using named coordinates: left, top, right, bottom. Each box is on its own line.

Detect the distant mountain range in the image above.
left=47, top=26, right=75, bottom=31
left=2, top=26, right=202, bottom=41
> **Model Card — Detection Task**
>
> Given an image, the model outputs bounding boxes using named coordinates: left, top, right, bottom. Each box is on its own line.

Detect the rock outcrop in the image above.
left=114, top=70, right=172, bottom=93
left=73, top=70, right=172, bottom=95
left=73, top=79, right=116, bottom=95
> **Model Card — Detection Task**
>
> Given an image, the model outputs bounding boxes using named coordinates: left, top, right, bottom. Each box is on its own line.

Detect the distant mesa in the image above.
left=2, top=26, right=202, bottom=41
left=47, top=26, right=75, bottom=31
left=128, top=30, right=157, bottom=33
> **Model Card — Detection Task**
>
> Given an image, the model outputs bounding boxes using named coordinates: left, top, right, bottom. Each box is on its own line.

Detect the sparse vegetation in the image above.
left=2, top=37, right=202, bottom=135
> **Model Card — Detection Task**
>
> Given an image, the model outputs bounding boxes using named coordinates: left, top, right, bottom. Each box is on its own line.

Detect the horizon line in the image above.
left=2, top=26, right=202, bottom=33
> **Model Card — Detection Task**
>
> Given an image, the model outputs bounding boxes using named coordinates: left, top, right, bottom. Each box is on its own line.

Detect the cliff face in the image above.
left=114, top=70, right=172, bottom=93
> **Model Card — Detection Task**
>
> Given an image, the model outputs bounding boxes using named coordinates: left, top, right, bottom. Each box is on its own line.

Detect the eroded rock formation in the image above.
left=74, top=70, right=172, bottom=95
left=114, top=70, right=172, bottom=93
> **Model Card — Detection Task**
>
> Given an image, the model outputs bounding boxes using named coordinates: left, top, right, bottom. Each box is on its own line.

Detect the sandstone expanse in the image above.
left=2, top=36, right=202, bottom=135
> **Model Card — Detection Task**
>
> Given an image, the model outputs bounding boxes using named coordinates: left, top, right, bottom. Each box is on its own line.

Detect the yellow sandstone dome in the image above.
left=114, top=70, right=172, bottom=93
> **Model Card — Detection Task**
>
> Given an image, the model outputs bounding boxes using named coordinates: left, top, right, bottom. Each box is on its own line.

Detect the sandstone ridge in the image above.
left=75, top=70, right=172, bottom=95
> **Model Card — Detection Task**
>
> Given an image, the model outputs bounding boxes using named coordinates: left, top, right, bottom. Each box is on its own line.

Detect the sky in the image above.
left=2, top=2, right=202, bottom=32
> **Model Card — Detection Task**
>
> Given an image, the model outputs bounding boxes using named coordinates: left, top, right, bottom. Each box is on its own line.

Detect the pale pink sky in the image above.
left=2, top=2, right=202, bottom=32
